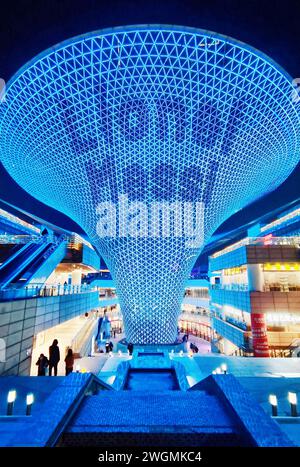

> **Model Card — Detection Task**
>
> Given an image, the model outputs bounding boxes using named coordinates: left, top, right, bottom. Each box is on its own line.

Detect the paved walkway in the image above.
left=74, top=333, right=127, bottom=377
left=74, top=354, right=108, bottom=375
left=179, top=333, right=212, bottom=354
left=71, top=334, right=211, bottom=385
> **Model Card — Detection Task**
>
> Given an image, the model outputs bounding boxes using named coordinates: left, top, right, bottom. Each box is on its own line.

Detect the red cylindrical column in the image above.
left=251, top=313, right=269, bottom=357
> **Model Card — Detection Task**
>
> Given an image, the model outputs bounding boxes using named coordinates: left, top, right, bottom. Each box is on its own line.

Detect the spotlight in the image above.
left=26, top=393, right=34, bottom=416
left=7, top=390, right=16, bottom=416
left=288, top=392, right=298, bottom=417
left=268, top=394, right=278, bottom=417
left=221, top=363, right=227, bottom=374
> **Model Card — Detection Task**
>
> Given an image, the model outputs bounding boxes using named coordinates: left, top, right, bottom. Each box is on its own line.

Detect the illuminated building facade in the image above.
left=1, top=25, right=300, bottom=343
left=210, top=204, right=300, bottom=357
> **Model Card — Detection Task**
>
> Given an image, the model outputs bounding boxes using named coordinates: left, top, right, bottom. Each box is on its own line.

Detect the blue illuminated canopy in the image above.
left=1, top=25, right=300, bottom=343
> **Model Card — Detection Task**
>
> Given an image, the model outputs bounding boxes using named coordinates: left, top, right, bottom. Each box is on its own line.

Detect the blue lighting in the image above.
left=0, top=25, right=300, bottom=343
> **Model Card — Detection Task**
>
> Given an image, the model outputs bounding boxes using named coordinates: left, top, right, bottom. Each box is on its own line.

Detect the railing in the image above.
left=82, top=271, right=113, bottom=284
left=211, top=236, right=300, bottom=259
left=263, top=283, right=300, bottom=292
left=71, top=316, right=99, bottom=356
left=210, top=283, right=249, bottom=292
left=0, top=282, right=97, bottom=301
left=178, top=323, right=213, bottom=341
left=212, top=313, right=250, bottom=332
left=180, top=309, right=212, bottom=319
left=211, top=283, right=300, bottom=293
left=225, top=316, right=249, bottom=331
left=184, top=289, right=209, bottom=298
left=0, top=234, right=42, bottom=244
left=0, top=232, right=69, bottom=245
left=0, top=208, right=41, bottom=234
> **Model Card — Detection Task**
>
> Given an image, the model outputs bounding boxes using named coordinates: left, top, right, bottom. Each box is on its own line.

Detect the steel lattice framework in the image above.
left=1, top=25, right=300, bottom=343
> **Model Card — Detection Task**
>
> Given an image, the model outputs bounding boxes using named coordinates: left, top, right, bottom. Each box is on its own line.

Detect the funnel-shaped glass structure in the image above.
left=1, top=26, right=300, bottom=343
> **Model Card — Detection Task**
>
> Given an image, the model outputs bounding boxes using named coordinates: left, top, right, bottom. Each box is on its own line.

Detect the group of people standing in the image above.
left=36, top=339, right=74, bottom=376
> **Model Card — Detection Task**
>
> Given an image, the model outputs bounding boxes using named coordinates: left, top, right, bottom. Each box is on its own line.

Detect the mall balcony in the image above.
left=209, top=234, right=300, bottom=357
left=0, top=210, right=108, bottom=376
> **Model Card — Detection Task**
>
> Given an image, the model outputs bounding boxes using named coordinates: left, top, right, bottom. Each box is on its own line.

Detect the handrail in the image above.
left=71, top=316, right=98, bottom=355
left=78, top=320, right=99, bottom=357
left=0, top=241, right=47, bottom=289
left=0, top=282, right=97, bottom=301
left=211, top=284, right=249, bottom=291
left=0, top=242, right=30, bottom=271
left=211, top=236, right=300, bottom=259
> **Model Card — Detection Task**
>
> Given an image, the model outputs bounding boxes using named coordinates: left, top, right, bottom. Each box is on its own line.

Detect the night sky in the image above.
left=1, top=0, right=300, bottom=241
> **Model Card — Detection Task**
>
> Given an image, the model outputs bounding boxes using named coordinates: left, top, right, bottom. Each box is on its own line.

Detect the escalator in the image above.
left=12, top=243, right=54, bottom=284
left=0, top=242, right=45, bottom=288
left=0, top=238, right=67, bottom=289
left=25, top=239, right=67, bottom=286
left=0, top=243, right=23, bottom=265
left=95, top=316, right=103, bottom=341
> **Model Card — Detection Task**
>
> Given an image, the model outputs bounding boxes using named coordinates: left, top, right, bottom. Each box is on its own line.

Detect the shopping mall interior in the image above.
left=0, top=22, right=300, bottom=448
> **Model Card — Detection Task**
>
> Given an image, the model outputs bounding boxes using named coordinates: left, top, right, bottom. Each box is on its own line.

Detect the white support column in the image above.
left=71, top=270, right=82, bottom=285
left=247, top=264, right=264, bottom=292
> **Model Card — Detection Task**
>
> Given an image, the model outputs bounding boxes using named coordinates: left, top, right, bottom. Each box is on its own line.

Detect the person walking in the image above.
left=64, top=348, right=74, bottom=376
left=127, top=342, right=134, bottom=356
left=49, top=339, right=60, bottom=376
left=36, top=353, right=49, bottom=376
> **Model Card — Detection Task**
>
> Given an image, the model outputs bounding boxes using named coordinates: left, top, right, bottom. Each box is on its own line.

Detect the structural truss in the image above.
left=1, top=26, right=300, bottom=343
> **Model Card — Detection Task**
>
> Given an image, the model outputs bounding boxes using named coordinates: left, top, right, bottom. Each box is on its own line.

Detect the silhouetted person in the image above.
left=49, top=339, right=60, bottom=376
left=127, top=342, right=134, bottom=355
left=64, top=348, right=74, bottom=376
left=109, top=341, right=114, bottom=352
left=190, top=343, right=199, bottom=353
left=105, top=341, right=110, bottom=353
left=36, top=353, right=49, bottom=376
